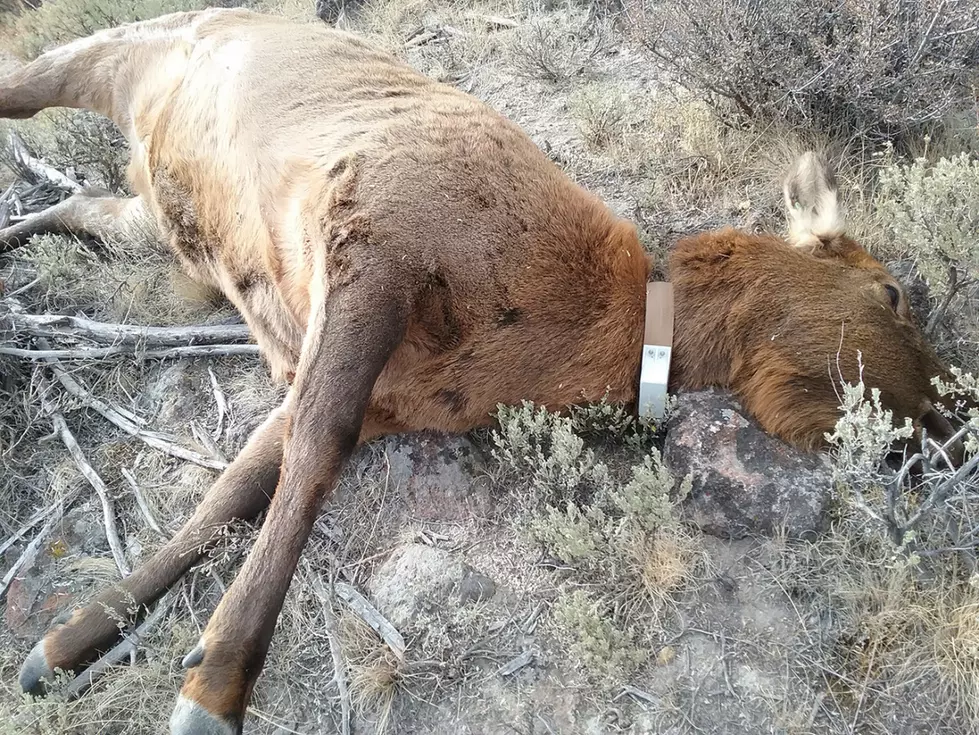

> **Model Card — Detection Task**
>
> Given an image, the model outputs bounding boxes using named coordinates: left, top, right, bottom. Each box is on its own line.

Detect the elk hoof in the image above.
left=181, top=641, right=205, bottom=669
left=18, top=640, right=55, bottom=696
left=170, top=695, right=241, bottom=735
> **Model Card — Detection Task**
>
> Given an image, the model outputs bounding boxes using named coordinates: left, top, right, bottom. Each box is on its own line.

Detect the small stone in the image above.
left=459, top=566, right=496, bottom=604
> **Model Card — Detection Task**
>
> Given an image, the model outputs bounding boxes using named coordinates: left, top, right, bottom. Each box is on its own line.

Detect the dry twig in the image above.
left=0, top=497, right=66, bottom=560
left=121, top=467, right=166, bottom=537
left=208, top=367, right=228, bottom=440
left=334, top=581, right=406, bottom=661
left=38, top=344, right=229, bottom=470
left=0, top=502, right=65, bottom=601
left=311, top=575, right=352, bottom=735
left=0, top=343, right=260, bottom=360
left=7, top=131, right=83, bottom=194
left=39, top=383, right=131, bottom=577
left=7, top=311, right=252, bottom=346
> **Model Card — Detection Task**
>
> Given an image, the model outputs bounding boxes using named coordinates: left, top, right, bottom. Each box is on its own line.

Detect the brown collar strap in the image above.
left=638, top=282, right=674, bottom=421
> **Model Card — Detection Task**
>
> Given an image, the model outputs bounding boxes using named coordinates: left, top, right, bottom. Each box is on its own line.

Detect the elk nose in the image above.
left=917, top=401, right=966, bottom=469
left=937, top=434, right=966, bottom=469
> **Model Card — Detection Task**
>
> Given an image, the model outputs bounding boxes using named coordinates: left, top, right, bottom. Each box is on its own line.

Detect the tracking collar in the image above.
left=638, top=282, right=674, bottom=421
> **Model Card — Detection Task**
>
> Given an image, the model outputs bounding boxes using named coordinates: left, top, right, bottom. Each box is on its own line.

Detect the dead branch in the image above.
left=39, top=345, right=229, bottom=470
left=64, top=591, right=175, bottom=700
left=7, top=311, right=252, bottom=346
left=0, top=502, right=65, bottom=602
left=614, top=684, right=660, bottom=706
left=0, top=498, right=64, bottom=560
left=39, top=384, right=131, bottom=577
left=0, top=343, right=260, bottom=360
left=311, top=575, right=352, bottom=735
left=476, top=14, right=518, bottom=29
left=191, top=421, right=228, bottom=465
left=334, top=581, right=406, bottom=661
left=5, top=277, right=41, bottom=299
left=7, top=131, right=83, bottom=194
left=121, top=467, right=166, bottom=537
left=497, top=650, right=533, bottom=676
left=925, top=266, right=972, bottom=338
left=901, top=450, right=979, bottom=538
left=207, top=367, right=228, bottom=440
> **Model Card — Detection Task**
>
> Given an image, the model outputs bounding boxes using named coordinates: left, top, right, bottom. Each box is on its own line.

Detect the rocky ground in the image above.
left=0, top=2, right=977, bottom=735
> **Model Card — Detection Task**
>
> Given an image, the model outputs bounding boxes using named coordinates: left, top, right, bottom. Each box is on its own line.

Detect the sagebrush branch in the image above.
left=0, top=502, right=66, bottom=602
left=311, top=575, right=352, bottom=735
left=6, top=131, right=83, bottom=194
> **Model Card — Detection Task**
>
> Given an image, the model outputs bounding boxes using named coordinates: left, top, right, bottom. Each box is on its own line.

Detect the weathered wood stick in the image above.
left=39, top=386, right=131, bottom=577
left=334, top=581, right=407, bottom=661
left=7, top=131, right=83, bottom=193
left=0, top=343, right=259, bottom=360
left=7, top=311, right=251, bottom=346
left=39, top=343, right=229, bottom=471
left=0, top=503, right=65, bottom=601
left=311, top=576, right=352, bottom=735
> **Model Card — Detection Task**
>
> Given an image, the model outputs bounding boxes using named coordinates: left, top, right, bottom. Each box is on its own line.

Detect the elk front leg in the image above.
left=19, top=405, right=286, bottom=695
left=0, top=194, right=153, bottom=252
left=169, top=267, right=411, bottom=735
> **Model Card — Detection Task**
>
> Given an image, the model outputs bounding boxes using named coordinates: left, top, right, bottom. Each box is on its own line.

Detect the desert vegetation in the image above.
left=0, top=0, right=977, bottom=733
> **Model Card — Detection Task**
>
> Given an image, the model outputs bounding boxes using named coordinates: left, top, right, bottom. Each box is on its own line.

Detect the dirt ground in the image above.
left=0, top=2, right=978, bottom=734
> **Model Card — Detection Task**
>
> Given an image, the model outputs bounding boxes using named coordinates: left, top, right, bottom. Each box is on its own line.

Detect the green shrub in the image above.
left=491, top=398, right=694, bottom=588
left=550, top=588, right=646, bottom=687
left=876, top=152, right=979, bottom=301
left=491, top=400, right=615, bottom=506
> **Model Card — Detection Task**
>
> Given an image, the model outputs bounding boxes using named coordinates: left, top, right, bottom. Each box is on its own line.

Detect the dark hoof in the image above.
left=170, top=695, right=241, bottom=735
left=181, top=641, right=205, bottom=669
left=19, top=640, right=55, bottom=696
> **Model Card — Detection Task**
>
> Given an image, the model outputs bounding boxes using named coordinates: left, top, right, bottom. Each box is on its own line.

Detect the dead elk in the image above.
left=0, top=8, right=970, bottom=734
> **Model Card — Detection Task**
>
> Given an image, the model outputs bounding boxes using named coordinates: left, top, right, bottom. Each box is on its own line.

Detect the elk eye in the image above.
left=884, top=284, right=901, bottom=311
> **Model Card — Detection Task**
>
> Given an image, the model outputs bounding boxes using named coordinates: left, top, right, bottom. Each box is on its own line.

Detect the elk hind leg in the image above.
left=19, top=405, right=287, bottom=696
left=170, top=264, right=412, bottom=735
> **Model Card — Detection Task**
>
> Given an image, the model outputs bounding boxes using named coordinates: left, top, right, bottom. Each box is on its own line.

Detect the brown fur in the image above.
left=0, top=9, right=966, bottom=732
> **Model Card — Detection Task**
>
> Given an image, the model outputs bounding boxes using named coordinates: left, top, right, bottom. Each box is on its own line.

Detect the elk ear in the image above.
left=783, top=152, right=844, bottom=250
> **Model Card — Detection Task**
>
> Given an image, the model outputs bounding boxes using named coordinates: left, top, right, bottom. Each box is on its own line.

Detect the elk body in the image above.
left=0, top=9, right=965, bottom=734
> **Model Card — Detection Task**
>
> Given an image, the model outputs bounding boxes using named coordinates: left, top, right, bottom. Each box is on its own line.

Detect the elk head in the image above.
left=668, top=152, right=969, bottom=463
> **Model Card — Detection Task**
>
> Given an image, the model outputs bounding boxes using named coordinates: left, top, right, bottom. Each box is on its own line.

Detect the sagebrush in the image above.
left=624, top=0, right=979, bottom=147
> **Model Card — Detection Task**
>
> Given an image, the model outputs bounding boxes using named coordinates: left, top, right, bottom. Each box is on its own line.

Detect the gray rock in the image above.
left=379, top=432, right=492, bottom=522
left=369, top=543, right=464, bottom=630
left=459, top=565, right=496, bottom=604
left=663, top=389, right=834, bottom=540
left=369, top=544, right=498, bottom=630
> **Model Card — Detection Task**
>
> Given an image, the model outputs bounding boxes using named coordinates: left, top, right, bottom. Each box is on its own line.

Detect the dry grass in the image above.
left=342, top=612, right=401, bottom=733
left=16, top=231, right=230, bottom=326
left=632, top=526, right=701, bottom=606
